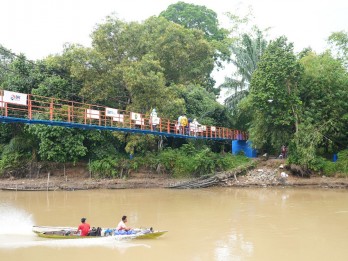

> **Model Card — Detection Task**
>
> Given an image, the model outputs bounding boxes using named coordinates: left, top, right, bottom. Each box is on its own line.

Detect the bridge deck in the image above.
left=0, top=90, right=247, bottom=141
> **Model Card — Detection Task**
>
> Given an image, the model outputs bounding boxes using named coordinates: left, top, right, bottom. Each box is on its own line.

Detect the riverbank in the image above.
left=1, top=159, right=348, bottom=190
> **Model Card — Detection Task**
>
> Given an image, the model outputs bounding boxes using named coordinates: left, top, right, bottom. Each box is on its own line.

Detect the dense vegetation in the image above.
left=1, top=2, right=348, bottom=178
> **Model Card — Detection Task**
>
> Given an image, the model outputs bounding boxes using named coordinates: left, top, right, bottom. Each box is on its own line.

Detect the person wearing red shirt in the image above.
left=77, top=217, right=90, bottom=236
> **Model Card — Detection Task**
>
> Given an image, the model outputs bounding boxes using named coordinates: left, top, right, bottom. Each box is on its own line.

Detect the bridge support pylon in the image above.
left=232, top=140, right=257, bottom=158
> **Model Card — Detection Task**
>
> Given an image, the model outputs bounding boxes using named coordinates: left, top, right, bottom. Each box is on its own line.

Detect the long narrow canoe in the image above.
left=32, top=226, right=167, bottom=240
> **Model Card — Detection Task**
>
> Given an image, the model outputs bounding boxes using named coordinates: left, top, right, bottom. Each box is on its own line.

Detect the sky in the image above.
left=1, top=0, right=347, bottom=88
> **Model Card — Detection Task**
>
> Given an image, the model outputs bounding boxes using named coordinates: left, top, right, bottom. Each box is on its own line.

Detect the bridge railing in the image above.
left=0, top=90, right=248, bottom=140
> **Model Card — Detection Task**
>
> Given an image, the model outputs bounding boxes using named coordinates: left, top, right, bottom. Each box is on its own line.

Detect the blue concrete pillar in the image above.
left=232, top=140, right=257, bottom=158
left=333, top=154, right=338, bottom=162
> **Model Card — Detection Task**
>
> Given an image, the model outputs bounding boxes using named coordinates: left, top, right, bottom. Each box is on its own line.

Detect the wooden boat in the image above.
left=32, top=225, right=167, bottom=240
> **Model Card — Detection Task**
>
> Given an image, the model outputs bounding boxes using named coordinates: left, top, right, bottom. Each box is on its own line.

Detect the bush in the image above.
left=336, top=150, right=348, bottom=176
left=0, top=151, right=22, bottom=176
left=301, top=151, right=348, bottom=177
left=216, top=154, right=251, bottom=171
left=89, top=157, right=119, bottom=178
left=155, top=146, right=251, bottom=178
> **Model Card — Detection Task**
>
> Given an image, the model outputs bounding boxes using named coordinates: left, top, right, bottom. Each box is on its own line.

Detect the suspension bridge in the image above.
left=0, top=89, right=248, bottom=141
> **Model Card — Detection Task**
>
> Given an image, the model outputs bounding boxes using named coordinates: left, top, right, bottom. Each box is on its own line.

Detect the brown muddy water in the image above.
left=0, top=188, right=348, bottom=261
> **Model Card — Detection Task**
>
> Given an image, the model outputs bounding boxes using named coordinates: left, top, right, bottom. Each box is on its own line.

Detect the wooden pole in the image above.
left=47, top=172, right=50, bottom=191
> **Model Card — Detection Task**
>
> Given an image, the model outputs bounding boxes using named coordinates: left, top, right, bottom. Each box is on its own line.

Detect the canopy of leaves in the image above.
left=297, top=52, right=348, bottom=155
left=28, top=125, right=87, bottom=163
left=247, top=36, right=303, bottom=150
left=327, top=31, right=348, bottom=69
left=160, top=1, right=230, bottom=68
left=160, top=1, right=227, bottom=42
left=222, top=29, right=268, bottom=105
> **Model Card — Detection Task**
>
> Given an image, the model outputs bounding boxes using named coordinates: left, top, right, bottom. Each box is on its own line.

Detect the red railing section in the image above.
left=0, top=90, right=248, bottom=140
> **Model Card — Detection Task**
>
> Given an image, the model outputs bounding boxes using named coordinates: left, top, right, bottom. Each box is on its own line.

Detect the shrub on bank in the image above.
left=306, top=150, right=348, bottom=177
left=146, top=145, right=251, bottom=178
left=87, top=146, right=252, bottom=179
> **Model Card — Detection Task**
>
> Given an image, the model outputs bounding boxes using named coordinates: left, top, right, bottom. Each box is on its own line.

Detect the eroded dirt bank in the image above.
left=1, top=159, right=348, bottom=190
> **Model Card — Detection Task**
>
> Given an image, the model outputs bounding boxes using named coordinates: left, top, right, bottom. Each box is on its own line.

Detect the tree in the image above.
left=1, top=53, right=43, bottom=94
left=183, top=84, right=232, bottom=127
left=123, top=54, right=167, bottom=113
left=247, top=36, right=303, bottom=151
left=32, top=54, right=84, bottom=102
left=142, top=16, right=215, bottom=87
left=296, top=51, right=348, bottom=156
left=76, top=15, right=216, bottom=106
left=327, top=31, right=348, bottom=69
left=222, top=29, right=268, bottom=111
left=160, top=1, right=226, bottom=41
left=160, top=1, right=230, bottom=87
left=28, top=125, right=87, bottom=164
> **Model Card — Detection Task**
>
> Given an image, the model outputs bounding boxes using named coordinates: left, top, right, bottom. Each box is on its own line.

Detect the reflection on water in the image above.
left=1, top=188, right=348, bottom=261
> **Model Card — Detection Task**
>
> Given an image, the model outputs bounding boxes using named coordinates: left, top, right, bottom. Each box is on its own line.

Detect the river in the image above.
left=0, top=188, right=347, bottom=261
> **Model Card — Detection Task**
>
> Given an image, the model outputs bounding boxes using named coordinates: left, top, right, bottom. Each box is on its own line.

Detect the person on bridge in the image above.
left=77, top=217, right=91, bottom=236
left=191, top=118, right=201, bottom=136
left=180, top=114, right=188, bottom=135
left=150, top=108, right=158, bottom=131
left=177, top=114, right=183, bottom=134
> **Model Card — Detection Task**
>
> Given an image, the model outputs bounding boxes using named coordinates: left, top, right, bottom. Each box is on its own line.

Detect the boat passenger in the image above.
left=116, top=215, right=131, bottom=231
left=77, top=217, right=91, bottom=236
left=115, top=215, right=135, bottom=235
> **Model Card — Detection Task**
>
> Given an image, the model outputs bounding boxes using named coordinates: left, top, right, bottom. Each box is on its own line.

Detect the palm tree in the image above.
left=221, top=29, right=268, bottom=112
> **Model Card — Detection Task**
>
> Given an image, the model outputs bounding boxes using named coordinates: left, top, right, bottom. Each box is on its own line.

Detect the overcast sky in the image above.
left=1, top=0, right=347, bottom=87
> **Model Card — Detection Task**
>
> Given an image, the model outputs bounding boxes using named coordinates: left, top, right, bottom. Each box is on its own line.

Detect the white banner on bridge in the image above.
left=105, top=108, right=118, bottom=117
left=135, top=118, right=144, bottom=126
left=211, top=126, right=216, bottom=132
left=86, top=109, right=100, bottom=119
left=3, top=90, right=27, bottom=106
left=131, top=112, right=142, bottom=121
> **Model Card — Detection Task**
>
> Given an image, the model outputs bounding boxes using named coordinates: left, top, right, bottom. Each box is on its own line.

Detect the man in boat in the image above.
left=115, top=215, right=135, bottom=235
left=116, top=215, right=131, bottom=231
left=77, top=217, right=91, bottom=236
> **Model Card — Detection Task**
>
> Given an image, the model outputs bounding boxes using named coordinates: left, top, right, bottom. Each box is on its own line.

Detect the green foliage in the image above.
left=183, top=85, right=226, bottom=125
left=299, top=52, right=348, bottom=153
left=0, top=123, right=18, bottom=144
left=1, top=54, right=43, bottom=94
left=160, top=1, right=227, bottom=42
left=124, top=135, right=157, bottom=155
left=321, top=158, right=338, bottom=176
left=247, top=36, right=303, bottom=151
left=28, top=125, right=87, bottom=163
left=216, top=154, right=251, bottom=170
left=287, top=122, right=323, bottom=170
left=83, top=130, right=120, bottom=160
left=222, top=29, right=268, bottom=112
left=89, top=154, right=145, bottom=178
left=0, top=151, right=22, bottom=176
left=288, top=150, right=348, bottom=177
left=123, top=54, right=167, bottom=112
left=157, top=145, right=251, bottom=178
left=327, top=31, right=348, bottom=68
left=89, top=156, right=119, bottom=178
left=160, top=1, right=230, bottom=70
left=0, top=129, right=39, bottom=176
left=336, top=150, right=348, bottom=175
